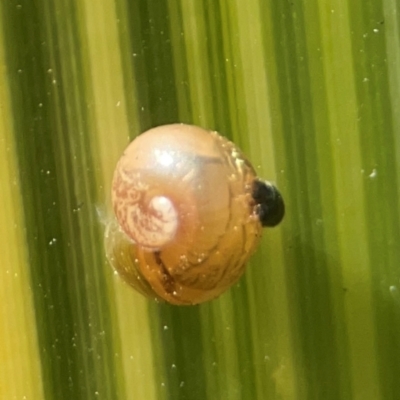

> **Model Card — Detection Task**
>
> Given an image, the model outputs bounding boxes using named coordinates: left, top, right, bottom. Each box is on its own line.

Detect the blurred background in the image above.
left=1, top=0, right=399, bottom=399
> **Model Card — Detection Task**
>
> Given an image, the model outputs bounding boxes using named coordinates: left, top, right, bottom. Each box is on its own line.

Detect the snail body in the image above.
left=105, top=124, right=284, bottom=305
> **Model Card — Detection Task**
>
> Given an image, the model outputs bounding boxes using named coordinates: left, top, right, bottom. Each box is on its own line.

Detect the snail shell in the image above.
left=105, top=124, right=284, bottom=305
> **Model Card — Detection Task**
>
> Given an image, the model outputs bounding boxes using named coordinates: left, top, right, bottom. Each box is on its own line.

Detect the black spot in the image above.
left=252, top=180, right=285, bottom=227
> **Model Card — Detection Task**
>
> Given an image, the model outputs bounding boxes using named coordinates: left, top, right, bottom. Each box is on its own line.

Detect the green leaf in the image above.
left=1, top=0, right=399, bottom=399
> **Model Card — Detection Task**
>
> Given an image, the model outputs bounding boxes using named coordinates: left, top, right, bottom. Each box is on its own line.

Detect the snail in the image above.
left=105, top=124, right=284, bottom=305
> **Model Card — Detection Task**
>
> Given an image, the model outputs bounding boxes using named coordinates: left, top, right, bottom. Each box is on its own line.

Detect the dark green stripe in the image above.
left=151, top=304, right=208, bottom=400
left=125, top=0, right=180, bottom=132
left=164, top=0, right=193, bottom=123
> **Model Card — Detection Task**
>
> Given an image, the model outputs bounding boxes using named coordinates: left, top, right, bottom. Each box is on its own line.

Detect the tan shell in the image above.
left=105, top=124, right=263, bottom=305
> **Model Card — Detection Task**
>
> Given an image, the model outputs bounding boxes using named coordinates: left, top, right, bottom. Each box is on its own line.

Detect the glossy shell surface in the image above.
left=106, top=124, right=265, bottom=305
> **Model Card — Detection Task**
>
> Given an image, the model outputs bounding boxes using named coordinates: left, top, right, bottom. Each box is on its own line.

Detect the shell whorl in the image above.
left=112, top=167, right=178, bottom=249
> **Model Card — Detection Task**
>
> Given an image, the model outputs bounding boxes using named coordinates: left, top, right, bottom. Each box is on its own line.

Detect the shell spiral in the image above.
left=105, top=124, right=283, bottom=305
